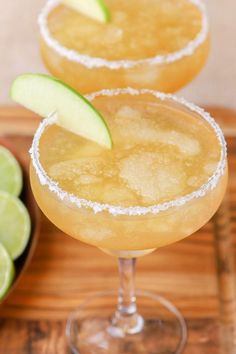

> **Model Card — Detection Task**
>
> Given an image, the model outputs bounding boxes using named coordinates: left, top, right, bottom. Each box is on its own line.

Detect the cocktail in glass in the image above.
left=38, top=0, right=209, bottom=93
left=29, top=88, right=227, bottom=353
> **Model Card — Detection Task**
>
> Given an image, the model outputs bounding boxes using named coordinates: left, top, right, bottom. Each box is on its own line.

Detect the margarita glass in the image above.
left=38, top=0, right=209, bottom=93
left=29, top=89, right=227, bottom=353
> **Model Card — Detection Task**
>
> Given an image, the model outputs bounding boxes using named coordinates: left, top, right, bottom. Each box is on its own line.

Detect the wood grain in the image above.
left=0, top=106, right=236, bottom=354
left=213, top=197, right=236, bottom=353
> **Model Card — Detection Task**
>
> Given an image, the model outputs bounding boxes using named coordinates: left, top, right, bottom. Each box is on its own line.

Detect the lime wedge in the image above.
left=0, top=243, right=15, bottom=300
left=61, top=0, right=111, bottom=23
left=0, top=146, right=23, bottom=196
left=10, top=74, right=112, bottom=149
left=0, top=191, right=31, bottom=260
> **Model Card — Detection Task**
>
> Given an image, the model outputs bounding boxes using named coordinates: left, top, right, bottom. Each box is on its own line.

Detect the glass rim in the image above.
left=38, top=0, right=209, bottom=70
left=29, top=88, right=227, bottom=217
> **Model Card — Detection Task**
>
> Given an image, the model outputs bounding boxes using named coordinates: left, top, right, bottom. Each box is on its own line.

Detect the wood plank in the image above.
left=0, top=106, right=40, bottom=136
left=0, top=319, right=221, bottom=354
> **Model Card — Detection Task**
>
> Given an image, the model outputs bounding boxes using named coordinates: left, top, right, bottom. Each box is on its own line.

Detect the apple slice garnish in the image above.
left=61, top=0, right=111, bottom=23
left=10, top=74, right=112, bottom=149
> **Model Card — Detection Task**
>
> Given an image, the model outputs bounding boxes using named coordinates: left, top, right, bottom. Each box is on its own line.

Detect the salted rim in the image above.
left=29, top=88, right=227, bottom=216
left=38, top=0, right=209, bottom=70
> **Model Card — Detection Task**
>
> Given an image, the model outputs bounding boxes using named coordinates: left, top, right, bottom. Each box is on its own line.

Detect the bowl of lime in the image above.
left=0, top=138, right=40, bottom=302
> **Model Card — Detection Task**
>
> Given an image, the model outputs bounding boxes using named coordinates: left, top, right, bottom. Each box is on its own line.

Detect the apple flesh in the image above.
left=61, top=0, right=111, bottom=23
left=10, top=74, right=112, bottom=149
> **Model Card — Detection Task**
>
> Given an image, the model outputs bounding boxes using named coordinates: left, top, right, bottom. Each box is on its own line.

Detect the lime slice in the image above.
left=61, top=0, right=111, bottom=23
left=0, top=191, right=31, bottom=260
left=10, top=74, right=112, bottom=149
left=0, top=243, right=15, bottom=300
left=0, top=146, right=23, bottom=196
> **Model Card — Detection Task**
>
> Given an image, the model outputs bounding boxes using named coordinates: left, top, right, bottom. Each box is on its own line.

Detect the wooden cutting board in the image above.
left=0, top=106, right=235, bottom=354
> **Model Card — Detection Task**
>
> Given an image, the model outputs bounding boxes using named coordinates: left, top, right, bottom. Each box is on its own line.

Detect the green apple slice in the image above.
left=0, top=243, right=15, bottom=300
left=61, top=0, right=111, bottom=23
left=10, top=74, right=112, bottom=149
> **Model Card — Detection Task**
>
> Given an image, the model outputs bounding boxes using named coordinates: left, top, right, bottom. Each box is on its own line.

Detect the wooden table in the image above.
left=0, top=107, right=236, bottom=354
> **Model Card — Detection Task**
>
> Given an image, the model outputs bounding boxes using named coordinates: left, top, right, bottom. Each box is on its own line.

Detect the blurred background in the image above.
left=1, top=0, right=235, bottom=108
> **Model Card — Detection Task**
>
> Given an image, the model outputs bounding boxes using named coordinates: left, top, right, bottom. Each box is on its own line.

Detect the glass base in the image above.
left=67, top=290, right=187, bottom=354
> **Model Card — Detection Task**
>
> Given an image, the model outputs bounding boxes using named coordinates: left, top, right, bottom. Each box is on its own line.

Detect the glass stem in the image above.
left=110, top=258, right=144, bottom=337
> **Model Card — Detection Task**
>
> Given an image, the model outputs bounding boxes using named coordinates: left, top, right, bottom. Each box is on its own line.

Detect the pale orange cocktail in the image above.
left=39, top=0, right=209, bottom=93
left=30, top=89, right=227, bottom=254
left=28, top=87, right=227, bottom=353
